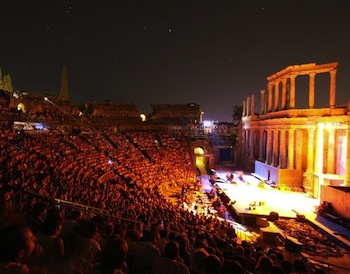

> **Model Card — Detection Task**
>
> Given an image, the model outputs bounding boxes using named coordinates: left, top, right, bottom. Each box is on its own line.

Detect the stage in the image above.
left=214, top=174, right=320, bottom=219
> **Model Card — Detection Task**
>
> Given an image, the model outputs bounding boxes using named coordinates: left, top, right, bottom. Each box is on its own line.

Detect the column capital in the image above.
left=309, top=72, right=316, bottom=78
left=273, top=80, right=280, bottom=86
left=289, top=74, right=297, bottom=80
left=330, top=68, right=337, bottom=76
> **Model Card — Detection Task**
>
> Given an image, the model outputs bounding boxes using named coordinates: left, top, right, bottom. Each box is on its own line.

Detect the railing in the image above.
left=14, top=188, right=143, bottom=225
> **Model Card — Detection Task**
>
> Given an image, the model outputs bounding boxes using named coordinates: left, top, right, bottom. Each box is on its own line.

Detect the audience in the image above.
left=0, top=98, right=347, bottom=274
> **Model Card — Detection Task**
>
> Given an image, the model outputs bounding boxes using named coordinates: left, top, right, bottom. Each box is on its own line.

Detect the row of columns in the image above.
left=242, top=69, right=337, bottom=116
left=242, top=128, right=297, bottom=169
left=262, top=129, right=294, bottom=169
left=241, top=126, right=344, bottom=174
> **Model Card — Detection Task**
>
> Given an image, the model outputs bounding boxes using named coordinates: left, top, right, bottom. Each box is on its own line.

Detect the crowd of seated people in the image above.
left=0, top=203, right=324, bottom=274
left=0, top=95, right=336, bottom=274
left=0, top=127, right=332, bottom=273
left=27, top=109, right=71, bottom=123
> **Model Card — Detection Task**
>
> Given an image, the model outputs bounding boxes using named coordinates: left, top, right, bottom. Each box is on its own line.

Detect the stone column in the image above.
left=327, top=128, right=335, bottom=174
left=245, top=130, right=250, bottom=156
left=266, top=130, right=272, bottom=165
left=306, top=128, right=315, bottom=172
left=279, top=129, right=287, bottom=168
left=314, top=125, right=324, bottom=174
left=241, top=128, right=246, bottom=156
left=345, top=124, right=350, bottom=186
left=268, top=83, right=273, bottom=112
left=329, top=69, right=337, bottom=108
left=249, top=129, right=254, bottom=159
left=260, top=89, right=266, bottom=114
left=281, top=78, right=287, bottom=110
left=289, top=75, right=296, bottom=109
left=259, top=129, right=265, bottom=162
left=242, top=100, right=246, bottom=117
left=274, top=81, right=280, bottom=111
left=272, top=130, right=279, bottom=167
left=288, top=129, right=295, bottom=169
left=251, top=95, right=255, bottom=117
left=309, top=72, right=316, bottom=109
left=247, top=96, right=251, bottom=116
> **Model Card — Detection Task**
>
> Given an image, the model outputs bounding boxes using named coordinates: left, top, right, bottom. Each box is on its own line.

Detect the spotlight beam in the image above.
left=44, top=97, right=69, bottom=116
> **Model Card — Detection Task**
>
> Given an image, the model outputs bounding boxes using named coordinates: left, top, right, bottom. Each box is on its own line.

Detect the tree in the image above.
left=232, top=105, right=243, bottom=125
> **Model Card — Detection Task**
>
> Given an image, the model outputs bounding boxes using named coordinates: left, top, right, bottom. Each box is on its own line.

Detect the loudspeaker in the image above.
left=296, top=214, right=306, bottom=223
left=267, top=211, right=279, bottom=222
left=285, top=237, right=303, bottom=254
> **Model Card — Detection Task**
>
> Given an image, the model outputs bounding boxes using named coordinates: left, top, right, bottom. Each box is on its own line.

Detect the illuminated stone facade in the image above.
left=8, top=93, right=77, bottom=115
left=150, top=103, right=201, bottom=123
left=90, top=101, right=140, bottom=118
left=240, top=62, right=350, bottom=198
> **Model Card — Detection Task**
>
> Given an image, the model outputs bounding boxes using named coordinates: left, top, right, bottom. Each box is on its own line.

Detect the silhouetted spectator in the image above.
left=204, top=254, right=221, bottom=274
left=36, top=213, right=64, bottom=272
left=70, top=221, right=101, bottom=273
left=26, top=202, right=47, bottom=234
left=153, top=241, right=189, bottom=274
left=0, top=224, right=41, bottom=274
left=255, top=255, right=274, bottom=274
left=130, top=230, right=161, bottom=274
left=221, top=260, right=245, bottom=274
left=90, top=237, right=128, bottom=274
left=293, top=259, right=308, bottom=273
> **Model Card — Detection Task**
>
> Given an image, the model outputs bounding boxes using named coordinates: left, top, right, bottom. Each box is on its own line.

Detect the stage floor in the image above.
left=214, top=175, right=320, bottom=219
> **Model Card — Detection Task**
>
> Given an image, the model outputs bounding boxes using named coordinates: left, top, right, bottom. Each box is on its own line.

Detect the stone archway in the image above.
left=190, top=140, right=214, bottom=175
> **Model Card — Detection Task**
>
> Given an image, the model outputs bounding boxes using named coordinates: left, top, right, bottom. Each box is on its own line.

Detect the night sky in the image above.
left=1, top=0, right=350, bottom=121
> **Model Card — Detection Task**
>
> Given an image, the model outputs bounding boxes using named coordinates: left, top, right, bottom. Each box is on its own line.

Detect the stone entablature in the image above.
left=242, top=62, right=339, bottom=117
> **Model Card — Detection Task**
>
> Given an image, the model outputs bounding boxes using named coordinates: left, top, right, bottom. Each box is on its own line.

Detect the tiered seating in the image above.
left=0, top=123, right=348, bottom=273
